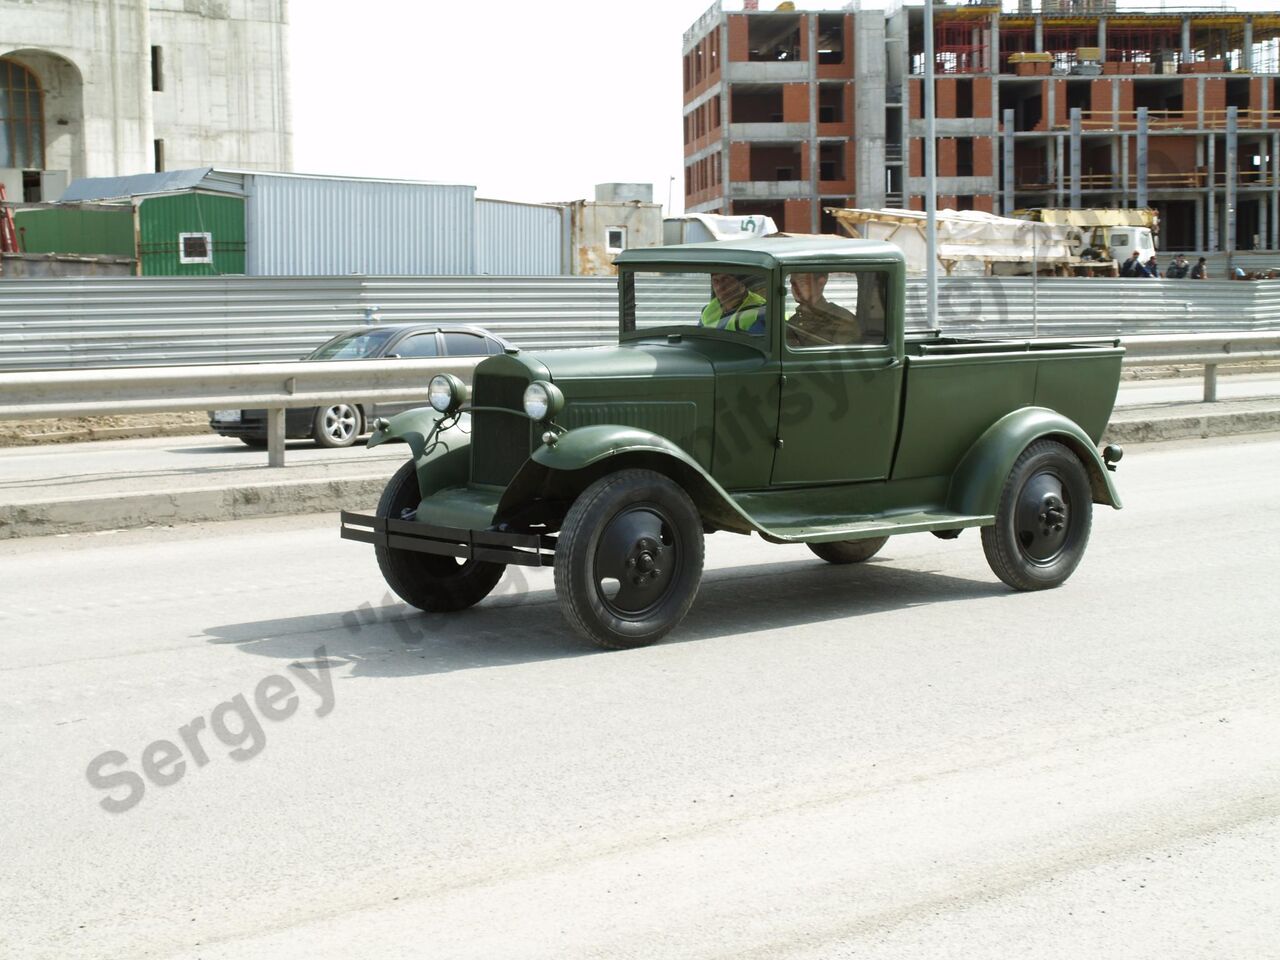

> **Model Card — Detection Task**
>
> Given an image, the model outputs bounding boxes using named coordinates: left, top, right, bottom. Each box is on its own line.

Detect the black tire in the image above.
left=807, top=537, right=888, bottom=564
left=312, top=403, right=362, bottom=448
left=554, top=469, right=704, bottom=650
left=981, top=439, right=1092, bottom=591
left=374, top=460, right=505, bottom=612
left=239, top=436, right=268, bottom=449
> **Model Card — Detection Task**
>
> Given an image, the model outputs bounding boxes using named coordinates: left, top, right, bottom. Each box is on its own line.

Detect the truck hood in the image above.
left=535, top=343, right=715, bottom=383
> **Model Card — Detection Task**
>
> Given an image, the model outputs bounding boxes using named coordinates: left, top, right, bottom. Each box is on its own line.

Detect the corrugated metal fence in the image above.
left=0, top=275, right=1276, bottom=371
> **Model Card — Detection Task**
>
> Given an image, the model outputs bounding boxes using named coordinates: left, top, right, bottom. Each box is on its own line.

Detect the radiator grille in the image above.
left=471, top=372, right=534, bottom=486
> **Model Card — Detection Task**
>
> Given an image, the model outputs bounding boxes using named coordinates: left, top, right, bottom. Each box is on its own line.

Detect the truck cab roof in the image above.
left=617, top=236, right=905, bottom=271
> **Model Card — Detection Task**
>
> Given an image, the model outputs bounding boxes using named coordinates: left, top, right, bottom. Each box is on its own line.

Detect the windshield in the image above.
left=622, top=269, right=770, bottom=338
left=306, top=329, right=399, bottom=360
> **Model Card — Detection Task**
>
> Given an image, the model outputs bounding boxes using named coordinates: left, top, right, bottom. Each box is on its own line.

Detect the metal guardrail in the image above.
left=0, top=357, right=482, bottom=467
left=2, top=274, right=1278, bottom=372
left=1, top=334, right=1275, bottom=466
left=1120, top=332, right=1280, bottom=402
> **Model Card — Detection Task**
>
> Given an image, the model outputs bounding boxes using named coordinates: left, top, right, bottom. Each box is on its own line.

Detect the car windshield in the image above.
left=621, top=269, right=769, bottom=338
left=307, top=329, right=400, bottom=360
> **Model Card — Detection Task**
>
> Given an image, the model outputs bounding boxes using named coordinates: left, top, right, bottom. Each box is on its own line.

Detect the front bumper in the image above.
left=339, top=511, right=555, bottom=567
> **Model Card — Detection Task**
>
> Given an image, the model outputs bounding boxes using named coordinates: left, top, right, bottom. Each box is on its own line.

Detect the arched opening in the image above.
left=0, top=58, right=44, bottom=170
left=0, top=49, right=84, bottom=202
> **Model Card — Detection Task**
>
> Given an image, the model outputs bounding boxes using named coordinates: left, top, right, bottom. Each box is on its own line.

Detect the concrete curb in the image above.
left=0, top=475, right=388, bottom=540
left=4, top=408, right=1279, bottom=540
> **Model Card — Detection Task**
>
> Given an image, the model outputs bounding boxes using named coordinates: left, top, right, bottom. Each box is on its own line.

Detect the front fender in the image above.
left=368, top=407, right=471, bottom=500
left=498, top=425, right=758, bottom=533
left=946, top=406, right=1122, bottom=517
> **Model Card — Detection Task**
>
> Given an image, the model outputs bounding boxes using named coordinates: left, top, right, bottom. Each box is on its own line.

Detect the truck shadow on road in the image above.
left=203, top=555, right=1008, bottom=679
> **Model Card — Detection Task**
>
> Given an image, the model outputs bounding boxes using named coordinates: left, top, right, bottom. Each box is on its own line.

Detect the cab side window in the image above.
left=784, top=271, right=887, bottom=349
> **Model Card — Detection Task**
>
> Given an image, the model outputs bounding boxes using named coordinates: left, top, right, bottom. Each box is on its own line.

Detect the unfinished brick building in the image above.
left=682, top=1, right=1280, bottom=252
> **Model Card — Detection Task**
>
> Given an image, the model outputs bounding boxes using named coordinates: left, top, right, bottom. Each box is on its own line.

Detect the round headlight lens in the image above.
left=428, top=374, right=465, bottom=413
left=522, top=380, right=564, bottom=421
left=522, top=382, right=550, bottom=421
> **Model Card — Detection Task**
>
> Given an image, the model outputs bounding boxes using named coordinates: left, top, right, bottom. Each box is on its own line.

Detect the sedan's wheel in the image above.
left=808, top=537, right=888, bottom=564
left=374, top=461, right=504, bottom=612
left=981, top=439, right=1092, bottom=591
left=554, top=469, right=704, bottom=649
left=312, top=403, right=361, bottom=448
left=238, top=436, right=268, bottom=449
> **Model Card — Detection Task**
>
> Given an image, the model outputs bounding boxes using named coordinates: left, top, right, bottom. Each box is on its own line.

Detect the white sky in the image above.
left=289, top=1, right=1280, bottom=215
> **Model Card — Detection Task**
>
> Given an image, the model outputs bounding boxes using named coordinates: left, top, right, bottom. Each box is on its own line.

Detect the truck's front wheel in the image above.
left=554, top=469, right=704, bottom=649
left=374, top=460, right=505, bottom=612
left=981, top=440, right=1092, bottom=591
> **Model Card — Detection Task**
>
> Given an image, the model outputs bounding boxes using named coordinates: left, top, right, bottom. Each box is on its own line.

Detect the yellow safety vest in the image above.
left=700, top=291, right=766, bottom=335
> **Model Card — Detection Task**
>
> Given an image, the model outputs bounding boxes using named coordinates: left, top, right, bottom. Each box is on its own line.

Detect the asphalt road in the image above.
left=2, top=433, right=1278, bottom=959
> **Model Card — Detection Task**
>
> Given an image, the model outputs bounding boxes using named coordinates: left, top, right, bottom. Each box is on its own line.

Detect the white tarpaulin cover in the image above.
left=664, top=213, right=779, bottom=244
left=830, top=208, right=1078, bottom=276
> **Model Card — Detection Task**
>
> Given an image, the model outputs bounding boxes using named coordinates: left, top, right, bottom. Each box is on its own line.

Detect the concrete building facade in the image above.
left=0, top=0, right=291, bottom=204
left=682, top=1, right=1280, bottom=252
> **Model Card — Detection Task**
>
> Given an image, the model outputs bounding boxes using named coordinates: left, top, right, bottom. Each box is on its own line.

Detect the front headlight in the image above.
left=428, top=374, right=467, bottom=414
left=522, top=380, right=564, bottom=421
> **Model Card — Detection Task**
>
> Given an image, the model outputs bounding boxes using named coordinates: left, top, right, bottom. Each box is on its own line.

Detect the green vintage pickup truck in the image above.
left=341, top=237, right=1124, bottom=648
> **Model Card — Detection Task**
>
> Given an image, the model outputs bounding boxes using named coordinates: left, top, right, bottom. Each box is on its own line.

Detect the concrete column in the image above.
left=1197, top=77, right=1205, bottom=129
left=1195, top=196, right=1204, bottom=251
left=1098, top=18, right=1108, bottom=63
left=1260, top=193, right=1268, bottom=250
left=808, top=14, right=819, bottom=233
left=1034, top=17, right=1043, bottom=54
left=1182, top=18, right=1193, bottom=65
left=1056, top=134, right=1065, bottom=206
left=1003, top=108, right=1016, bottom=215
left=1207, top=132, right=1217, bottom=251
left=1226, top=106, right=1238, bottom=269
left=1069, top=108, right=1082, bottom=206
left=1121, top=135, right=1130, bottom=204
left=1136, top=107, right=1149, bottom=208
left=990, top=13, right=999, bottom=76
left=719, top=20, right=732, bottom=213
left=1272, top=132, right=1280, bottom=248
left=1111, top=136, right=1121, bottom=194
left=1243, top=19, right=1253, bottom=72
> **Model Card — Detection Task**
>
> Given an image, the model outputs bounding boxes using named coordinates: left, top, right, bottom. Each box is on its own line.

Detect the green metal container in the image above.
left=13, top=207, right=135, bottom=257
left=138, top=192, right=246, bottom=276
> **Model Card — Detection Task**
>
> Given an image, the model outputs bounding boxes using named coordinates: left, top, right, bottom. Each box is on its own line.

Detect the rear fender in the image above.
left=947, top=406, right=1122, bottom=516
left=367, top=407, right=471, bottom=500
left=497, top=425, right=756, bottom=533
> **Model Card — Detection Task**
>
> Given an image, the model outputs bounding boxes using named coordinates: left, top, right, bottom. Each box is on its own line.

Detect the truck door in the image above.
left=770, top=268, right=903, bottom=484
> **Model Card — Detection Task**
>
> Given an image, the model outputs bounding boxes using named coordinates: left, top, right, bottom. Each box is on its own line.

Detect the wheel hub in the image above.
left=595, top=510, right=678, bottom=617
left=1015, top=472, right=1071, bottom=563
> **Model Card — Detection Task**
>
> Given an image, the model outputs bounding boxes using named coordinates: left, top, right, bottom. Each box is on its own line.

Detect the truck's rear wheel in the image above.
left=981, top=439, right=1092, bottom=591
left=807, top=537, right=888, bottom=564
left=554, top=469, right=704, bottom=649
left=374, top=460, right=505, bottom=612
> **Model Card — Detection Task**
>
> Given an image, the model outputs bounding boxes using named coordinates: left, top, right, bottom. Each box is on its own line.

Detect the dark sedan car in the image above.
left=209, top=323, right=514, bottom=448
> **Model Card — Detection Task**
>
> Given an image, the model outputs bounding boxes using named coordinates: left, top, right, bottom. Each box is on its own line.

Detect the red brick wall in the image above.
left=936, top=78, right=957, bottom=119
left=973, top=195, right=995, bottom=213
left=729, top=142, right=751, bottom=183
left=1149, top=136, right=1198, bottom=177
left=728, top=16, right=749, bottom=61
left=1183, top=79, right=1200, bottom=118
left=1203, top=78, right=1226, bottom=119
left=1091, top=79, right=1112, bottom=118
left=974, top=137, right=994, bottom=178
left=938, top=138, right=957, bottom=177
left=816, top=16, right=855, bottom=79
left=784, top=200, right=814, bottom=232
left=974, top=77, right=993, bottom=118
left=1117, top=80, right=1134, bottom=122
left=783, top=84, right=809, bottom=123
left=909, top=79, right=922, bottom=121
left=909, top=137, right=923, bottom=178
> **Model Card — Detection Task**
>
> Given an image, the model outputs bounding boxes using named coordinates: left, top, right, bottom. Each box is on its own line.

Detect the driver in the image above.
left=701, top=273, right=767, bottom=336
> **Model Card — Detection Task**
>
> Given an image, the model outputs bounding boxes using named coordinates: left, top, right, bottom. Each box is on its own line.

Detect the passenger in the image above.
left=787, top=272, right=862, bottom=346
left=701, top=273, right=767, bottom=336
